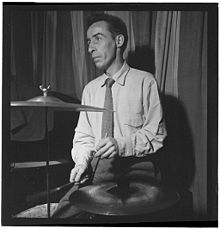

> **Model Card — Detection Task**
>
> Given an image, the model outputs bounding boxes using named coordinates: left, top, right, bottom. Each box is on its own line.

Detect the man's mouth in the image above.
left=92, top=56, right=100, bottom=61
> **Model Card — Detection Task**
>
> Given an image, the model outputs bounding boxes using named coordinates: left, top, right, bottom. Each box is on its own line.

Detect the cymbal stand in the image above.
left=45, top=106, right=50, bottom=218
left=41, top=85, right=52, bottom=218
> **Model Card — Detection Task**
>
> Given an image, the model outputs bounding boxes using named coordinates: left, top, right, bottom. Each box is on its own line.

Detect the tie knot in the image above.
left=105, top=78, right=115, bottom=88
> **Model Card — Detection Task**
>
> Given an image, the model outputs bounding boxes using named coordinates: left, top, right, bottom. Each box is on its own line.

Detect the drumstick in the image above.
left=26, top=180, right=83, bottom=203
left=91, top=133, right=108, bottom=182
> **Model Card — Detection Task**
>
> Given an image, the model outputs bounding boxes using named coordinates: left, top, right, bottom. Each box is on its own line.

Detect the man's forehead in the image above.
left=87, top=21, right=110, bottom=38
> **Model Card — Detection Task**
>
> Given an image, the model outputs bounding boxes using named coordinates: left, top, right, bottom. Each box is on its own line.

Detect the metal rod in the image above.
left=45, top=107, right=50, bottom=218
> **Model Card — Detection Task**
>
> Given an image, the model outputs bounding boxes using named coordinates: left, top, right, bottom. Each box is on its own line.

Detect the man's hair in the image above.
left=87, top=13, right=128, bottom=54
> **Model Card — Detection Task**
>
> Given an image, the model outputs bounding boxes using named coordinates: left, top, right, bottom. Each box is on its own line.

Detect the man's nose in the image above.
left=88, top=42, right=95, bottom=53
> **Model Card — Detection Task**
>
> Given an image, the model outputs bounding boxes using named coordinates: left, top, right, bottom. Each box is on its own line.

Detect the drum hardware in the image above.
left=10, top=84, right=107, bottom=218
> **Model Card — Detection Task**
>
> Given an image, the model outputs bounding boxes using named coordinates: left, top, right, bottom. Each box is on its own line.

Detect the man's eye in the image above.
left=88, top=35, right=102, bottom=46
left=95, top=36, right=101, bottom=42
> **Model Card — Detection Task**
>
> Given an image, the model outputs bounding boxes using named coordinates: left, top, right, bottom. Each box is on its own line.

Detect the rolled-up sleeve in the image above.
left=117, top=78, right=167, bottom=157
left=71, top=87, right=95, bottom=166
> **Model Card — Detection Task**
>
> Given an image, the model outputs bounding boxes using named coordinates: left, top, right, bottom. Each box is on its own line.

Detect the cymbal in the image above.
left=11, top=95, right=107, bottom=112
left=70, top=182, right=180, bottom=216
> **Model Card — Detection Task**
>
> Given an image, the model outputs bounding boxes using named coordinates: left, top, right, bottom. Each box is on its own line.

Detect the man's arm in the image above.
left=70, top=87, right=95, bottom=182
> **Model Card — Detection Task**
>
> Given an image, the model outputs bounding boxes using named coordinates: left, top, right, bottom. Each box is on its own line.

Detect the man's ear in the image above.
left=115, top=34, right=124, bottom=48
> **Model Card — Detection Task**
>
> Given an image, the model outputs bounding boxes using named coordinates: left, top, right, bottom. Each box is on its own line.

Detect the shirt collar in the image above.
left=101, top=61, right=130, bottom=87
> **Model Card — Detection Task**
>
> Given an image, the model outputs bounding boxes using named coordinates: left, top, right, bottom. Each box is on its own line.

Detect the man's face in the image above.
left=87, top=21, right=117, bottom=70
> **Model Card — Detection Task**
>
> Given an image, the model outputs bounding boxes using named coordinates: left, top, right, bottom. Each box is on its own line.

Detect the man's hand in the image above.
left=95, top=137, right=119, bottom=159
left=69, top=164, right=88, bottom=183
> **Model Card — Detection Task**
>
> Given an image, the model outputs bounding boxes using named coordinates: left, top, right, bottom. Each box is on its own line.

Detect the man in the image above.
left=53, top=13, right=166, bottom=219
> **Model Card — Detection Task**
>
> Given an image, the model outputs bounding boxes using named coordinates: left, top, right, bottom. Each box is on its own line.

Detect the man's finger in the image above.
left=69, top=168, right=78, bottom=182
left=74, top=167, right=85, bottom=182
left=96, top=138, right=108, bottom=151
left=100, top=146, right=116, bottom=159
left=95, top=142, right=113, bottom=157
left=80, top=175, right=89, bottom=184
left=108, top=151, right=117, bottom=158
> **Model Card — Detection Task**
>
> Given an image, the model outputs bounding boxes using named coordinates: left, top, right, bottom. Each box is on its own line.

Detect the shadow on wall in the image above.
left=159, top=94, right=195, bottom=191
left=127, top=45, right=195, bottom=191
left=127, top=45, right=155, bottom=74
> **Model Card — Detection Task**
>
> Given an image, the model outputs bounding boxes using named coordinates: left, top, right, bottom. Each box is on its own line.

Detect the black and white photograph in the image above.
left=2, top=2, right=218, bottom=226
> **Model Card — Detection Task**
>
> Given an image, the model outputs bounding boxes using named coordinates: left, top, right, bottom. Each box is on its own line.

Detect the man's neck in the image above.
left=105, top=56, right=124, bottom=77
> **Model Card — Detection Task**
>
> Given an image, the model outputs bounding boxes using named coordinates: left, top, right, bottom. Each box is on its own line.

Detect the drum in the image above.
left=13, top=203, right=58, bottom=218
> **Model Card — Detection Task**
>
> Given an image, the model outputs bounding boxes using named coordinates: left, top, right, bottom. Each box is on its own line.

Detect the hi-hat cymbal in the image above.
left=11, top=95, right=107, bottom=112
left=70, top=182, right=180, bottom=216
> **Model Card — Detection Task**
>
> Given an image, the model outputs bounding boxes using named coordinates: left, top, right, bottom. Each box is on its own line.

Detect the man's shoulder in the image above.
left=128, top=67, right=155, bottom=82
left=84, top=74, right=105, bottom=89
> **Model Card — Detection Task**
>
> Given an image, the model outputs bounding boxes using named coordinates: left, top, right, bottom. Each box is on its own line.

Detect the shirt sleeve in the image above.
left=71, top=86, right=95, bottom=166
left=116, top=77, right=167, bottom=157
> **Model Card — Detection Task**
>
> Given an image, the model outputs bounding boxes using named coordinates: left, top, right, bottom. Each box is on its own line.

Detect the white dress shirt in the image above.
left=71, top=62, right=167, bottom=167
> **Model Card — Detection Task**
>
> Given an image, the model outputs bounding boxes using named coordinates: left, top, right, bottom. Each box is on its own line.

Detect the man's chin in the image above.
left=94, top=62, right=105, bottom=70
